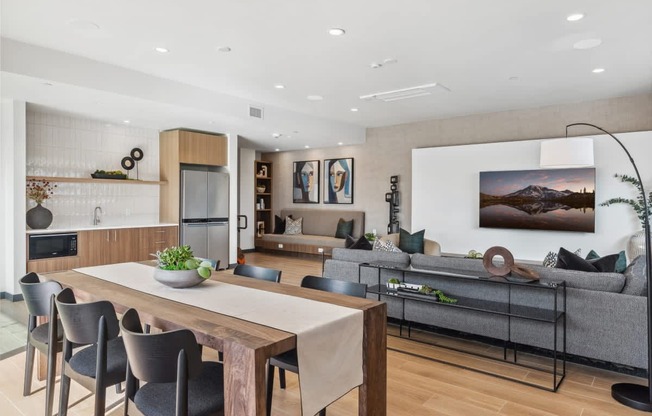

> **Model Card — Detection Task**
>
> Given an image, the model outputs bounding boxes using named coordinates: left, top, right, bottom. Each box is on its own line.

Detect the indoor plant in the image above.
left=26, top=179, right=57, bottom=229
left=153, top=245, right=215, bottom=288
left=600, top=173, right=652, bottom=261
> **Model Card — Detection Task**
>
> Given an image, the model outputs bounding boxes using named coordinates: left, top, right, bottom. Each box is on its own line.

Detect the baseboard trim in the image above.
left=0, top=292, right=24, bottom=302
left=241, top=248, right=256, bottom=254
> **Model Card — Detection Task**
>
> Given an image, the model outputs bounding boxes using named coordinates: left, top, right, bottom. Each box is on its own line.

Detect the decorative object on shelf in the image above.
left=385, top=175, right=400, bottom=233
left=121, top=156, right=135, bottom=178
left=130, top=147, right=144, bottom=180
left=259, top=198, right=265, bottom=210
left=479, top=168, right=596, bottom=232
left=293, top=160, right=320, bottom=203
left=386, top=278, right=401, bottom=290
left=599, top=173, right=651, bottom=262
left=540, top=122, right=652, bottom=411
left=26, top=179, right=57, bottom=229
left=324, top=158, right=353, bottom=204
left=483, top=246, right=515, bottom=276
left=256, top=184, right=266, bottom=193
left=465, top=250, right=484, bottom=259
left=256, top=221, right=265, bottom=237
left=152, top=245, right=216, bottom=288
left=258, top=165, right=268, bottom=177
left=509, top=264, right=540, bottom=281
left=91, top=170, right=127, bottom=179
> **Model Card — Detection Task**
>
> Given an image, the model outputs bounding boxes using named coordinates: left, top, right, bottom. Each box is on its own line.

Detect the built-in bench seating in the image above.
left=256, top=209, right=364, bottom=256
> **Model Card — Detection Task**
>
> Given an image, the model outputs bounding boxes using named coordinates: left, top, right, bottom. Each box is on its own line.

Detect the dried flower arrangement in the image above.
left=26, top=179, right=57, bottom=205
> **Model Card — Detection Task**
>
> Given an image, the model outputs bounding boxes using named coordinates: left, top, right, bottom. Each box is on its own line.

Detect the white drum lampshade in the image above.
left=540, top=137, right=595, bottom=168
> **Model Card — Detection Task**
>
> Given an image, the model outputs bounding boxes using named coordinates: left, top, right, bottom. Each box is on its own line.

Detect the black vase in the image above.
left=26, top=203, right=53, bottom=229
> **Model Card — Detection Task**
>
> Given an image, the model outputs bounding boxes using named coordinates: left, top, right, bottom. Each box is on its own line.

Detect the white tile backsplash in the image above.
left=26, top=108, right=161, bottom=229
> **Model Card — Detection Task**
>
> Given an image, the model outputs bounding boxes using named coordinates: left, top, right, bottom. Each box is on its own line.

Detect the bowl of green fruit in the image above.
left=91, top=170, right=127, bottom=179
left=153, top=245, right=215, bottom=288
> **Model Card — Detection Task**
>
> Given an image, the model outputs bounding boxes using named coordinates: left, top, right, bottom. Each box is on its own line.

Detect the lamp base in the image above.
left=612, top=383, right=652, bottom=412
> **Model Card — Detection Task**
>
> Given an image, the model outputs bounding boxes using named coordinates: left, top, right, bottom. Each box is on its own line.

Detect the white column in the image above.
left=227, top=133, right=239, bottom=266
left=239, top=148, right=256, bottom=250
left=0, top=99, right=27, bottom=297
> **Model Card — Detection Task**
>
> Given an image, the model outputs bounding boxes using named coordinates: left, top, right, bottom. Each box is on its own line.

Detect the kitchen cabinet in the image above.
left=159, top=129, right=228, bottom=223
left=26, top=225, right=179, bottom=272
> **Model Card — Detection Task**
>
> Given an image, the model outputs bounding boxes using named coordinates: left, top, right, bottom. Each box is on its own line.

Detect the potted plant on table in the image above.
left=26, top=179, right=57, bottom=229
left=600, top=174, right=652, bottom=261
left=153, top=245, right=215, bottom=288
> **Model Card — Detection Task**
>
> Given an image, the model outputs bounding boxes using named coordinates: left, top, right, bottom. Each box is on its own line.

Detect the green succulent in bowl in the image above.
left=155, top=245, right=214, bottom=279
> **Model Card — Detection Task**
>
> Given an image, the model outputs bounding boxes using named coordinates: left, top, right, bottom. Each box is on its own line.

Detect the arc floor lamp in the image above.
left=541, top=122, right=652, bottom=411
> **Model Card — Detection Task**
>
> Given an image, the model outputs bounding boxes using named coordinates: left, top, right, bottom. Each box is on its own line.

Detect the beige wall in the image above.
left=263, top=93, right=652, bottom=237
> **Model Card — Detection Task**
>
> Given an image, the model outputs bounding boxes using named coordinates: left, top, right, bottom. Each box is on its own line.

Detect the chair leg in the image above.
left=58, top=372, right=71, bottom=416
left=266, top=364, right=275, bottom=416
left=23, top=342, right=35, bottom=396
left=279, top=368, right=286, bottom=389
left=95, top=385, right=107, bottom=416
left=45, top=346, right=57, bottom=416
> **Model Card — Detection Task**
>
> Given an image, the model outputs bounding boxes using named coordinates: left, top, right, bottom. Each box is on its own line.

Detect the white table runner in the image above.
left=73, top=262, right=363, bottom=416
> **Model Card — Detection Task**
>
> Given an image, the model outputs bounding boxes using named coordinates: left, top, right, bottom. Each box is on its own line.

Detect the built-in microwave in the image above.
left=28, top=232, right=78, bottom=260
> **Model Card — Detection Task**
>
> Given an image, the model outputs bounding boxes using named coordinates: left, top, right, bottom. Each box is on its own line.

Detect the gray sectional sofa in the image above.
left=323, top=248, right=648, bottom=369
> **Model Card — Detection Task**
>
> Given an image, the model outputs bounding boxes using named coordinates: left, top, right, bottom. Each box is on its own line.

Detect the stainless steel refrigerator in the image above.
left=180, top=166, right=229, bottom=269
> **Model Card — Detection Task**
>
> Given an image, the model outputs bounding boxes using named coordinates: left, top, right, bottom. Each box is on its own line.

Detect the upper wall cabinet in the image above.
left=176, top=130, right=228, bottom=166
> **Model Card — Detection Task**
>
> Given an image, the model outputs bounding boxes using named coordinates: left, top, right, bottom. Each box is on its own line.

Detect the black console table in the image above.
left=360, top=261, right=566, bottom=391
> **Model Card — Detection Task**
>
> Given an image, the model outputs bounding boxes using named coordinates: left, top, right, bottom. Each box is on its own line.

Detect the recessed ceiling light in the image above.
left=307, top=95, right=323, bottom=101
left=274, top=84, right=285, bottom=89
left=338, top=142, right=343, bottom=146
left=216, top=46, right=232, bottom=53
left=592, top=68, right=605, bottom=73
left=272, top=133, right=282, bottom=138
left=275, top=148, right=280, bottom=152
left=383, top=58, right=398, bottom=65
left=350, top=108, right=359, bottom=112
left=370, top=62, right=383, bottom=69
left=304, top=145, right=310, bottom=149
left=123, top=120, right=130, bottom=124
left=328, top=28, right=346, bottom=36
left=573, top=38, right=602, bottom=50
left=154, top=47, right=169, bottom=53
left=567, top=13, right=584, bottom=22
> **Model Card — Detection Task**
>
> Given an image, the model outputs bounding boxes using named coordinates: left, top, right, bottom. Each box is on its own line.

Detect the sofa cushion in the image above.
left=335, top=218, right=354, bottom=239
left=622, top=255, right=648, bottom=296
left=331, top=248, right=411, bottom=267
left=261, top=234, right=347, bottom=248
left=284, top=216, right=302, bottom=235
left=586, top=250, right=627, bottom=273
left=345, top=235, right=372, bottom=250
left=398, top=228, right=425, bottom=254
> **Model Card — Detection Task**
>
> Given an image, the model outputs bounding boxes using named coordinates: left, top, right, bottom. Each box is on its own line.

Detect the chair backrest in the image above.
left=300, top=275, right=367, bottom=298
left=120, top=308, right=203, bottom=383
left=55, top=288, right=120, bottom=345
left=19, top=272, right=63, bottom=317
left=233, top=264, right=282, bottom=283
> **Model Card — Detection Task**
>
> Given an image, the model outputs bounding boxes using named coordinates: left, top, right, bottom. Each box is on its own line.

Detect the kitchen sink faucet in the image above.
left=93, top=206, right=103, bottom=225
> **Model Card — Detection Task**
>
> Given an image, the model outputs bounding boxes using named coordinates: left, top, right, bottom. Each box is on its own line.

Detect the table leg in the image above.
left=223, top=340, right=267, bottom=416
left=359, top=303, right=387, bottom=415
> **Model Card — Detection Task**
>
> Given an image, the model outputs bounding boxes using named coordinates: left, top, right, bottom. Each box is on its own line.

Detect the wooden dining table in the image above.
left=44, top=267, right=387, bottom=416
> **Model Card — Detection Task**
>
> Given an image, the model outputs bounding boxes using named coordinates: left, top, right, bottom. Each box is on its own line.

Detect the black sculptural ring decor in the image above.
left=130, top=148, right=144, bottom=161
left=483, top=246, right=515, bottom=276
left=121, top=156, right=135, bottom=171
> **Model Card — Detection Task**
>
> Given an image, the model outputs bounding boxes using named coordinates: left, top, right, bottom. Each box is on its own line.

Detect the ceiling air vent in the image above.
left=249, top=105, right=264, bottom=119
left=360, top=83, right=450, bottom=102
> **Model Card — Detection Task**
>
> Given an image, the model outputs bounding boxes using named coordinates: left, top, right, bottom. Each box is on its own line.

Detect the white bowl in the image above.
left=153, top=268, right=205, bottom=288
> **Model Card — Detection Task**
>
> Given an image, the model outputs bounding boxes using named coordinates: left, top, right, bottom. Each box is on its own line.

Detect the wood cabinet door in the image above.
left=107, top=228, right=141, bottom=264
left=138, top=226, right=179, bottom=261
left=179, top=131, right=227, bottom=166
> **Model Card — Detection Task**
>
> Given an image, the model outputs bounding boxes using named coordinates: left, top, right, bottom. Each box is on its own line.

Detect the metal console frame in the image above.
left=360, top=261, right=566, bottom=392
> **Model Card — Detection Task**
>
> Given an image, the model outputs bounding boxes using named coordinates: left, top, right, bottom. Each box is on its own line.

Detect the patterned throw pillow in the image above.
left=372, top=238, right=402, bottom=253
left=543, top=248, right=582, bottom=268
left=284, top=216, right=303, bottom=235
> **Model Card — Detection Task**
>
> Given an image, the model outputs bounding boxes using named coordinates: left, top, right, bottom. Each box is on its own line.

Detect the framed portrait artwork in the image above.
left=324, top=158, right=354, bottom=204
left=293, top=160, right=320, bottom=203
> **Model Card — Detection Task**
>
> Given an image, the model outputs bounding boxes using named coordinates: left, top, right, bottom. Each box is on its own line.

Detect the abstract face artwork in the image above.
left=293, top=160, right=319, bottom=203
left=324, top=158, right=354, bottom=204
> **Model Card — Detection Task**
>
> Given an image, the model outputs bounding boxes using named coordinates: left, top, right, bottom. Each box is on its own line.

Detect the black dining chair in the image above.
left=120, top=308, right=225, bottom=416
left=233, top=264, right=282, bottom=283
left=55, top=288, right=128, bottom=416
left=18, top=272, right=63, bottom=416
left=266, top=275, right=367, bottom=416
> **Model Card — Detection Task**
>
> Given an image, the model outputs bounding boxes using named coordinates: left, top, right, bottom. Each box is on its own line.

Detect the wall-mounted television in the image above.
left=479, top=168, right=596, bottom=232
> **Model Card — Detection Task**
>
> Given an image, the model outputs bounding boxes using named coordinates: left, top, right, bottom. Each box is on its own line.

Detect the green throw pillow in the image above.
left=399, top=228, right=425, bottom=254
left=335, top=218, right=354, bottom=239
left=586, top=250, right=627, bottom=273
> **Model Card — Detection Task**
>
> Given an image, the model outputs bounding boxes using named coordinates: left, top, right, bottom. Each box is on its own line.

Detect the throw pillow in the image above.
left=622, top=255, right=648, bottom=296
left=555, top=247, right=598, bottom=272
left=346, top=235, right=373, bottom=251
left=372, top=238, right=402, bottom=253
left=284, top=216, right=303, bottom=235
left=543, top=248, right=582, bottom=268
left=335, top=218, right=354, bottom=239
left=586, top=250, right=627, bottom=273
left=273, top=215, right=291, bottom=234
left=398, top=228, right=425, bottom=254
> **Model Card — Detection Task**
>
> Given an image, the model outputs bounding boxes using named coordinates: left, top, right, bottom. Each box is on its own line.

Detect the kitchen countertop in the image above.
left=26, top=223, right=178, bottom=235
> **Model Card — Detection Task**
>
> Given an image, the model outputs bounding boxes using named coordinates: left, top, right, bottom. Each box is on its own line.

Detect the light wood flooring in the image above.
left=0, top=252, right=647, bottom=415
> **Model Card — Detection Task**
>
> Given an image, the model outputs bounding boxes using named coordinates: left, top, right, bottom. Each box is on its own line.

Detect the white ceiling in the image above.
left=2, top=0, right=652, bottom=150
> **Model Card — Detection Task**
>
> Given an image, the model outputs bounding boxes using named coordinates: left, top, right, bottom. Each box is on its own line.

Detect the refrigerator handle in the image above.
left=237, top=215, right=248, bottom=231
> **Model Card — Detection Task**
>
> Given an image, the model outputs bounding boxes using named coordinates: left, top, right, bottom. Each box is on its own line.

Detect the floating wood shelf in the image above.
left=27, top=176, right=167, bottom=185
